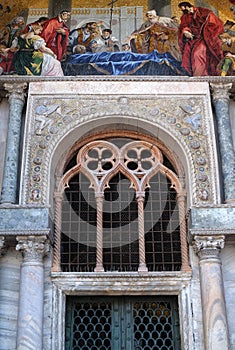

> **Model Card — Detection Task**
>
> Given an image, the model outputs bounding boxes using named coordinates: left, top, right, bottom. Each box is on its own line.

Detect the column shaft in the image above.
left=1, top=83, right=27, bottom=204
left=194, top=235, right=230, bottom=350
left=16, top=235, right=49, bottom=350
left=210, top=83, right=235, bottom=203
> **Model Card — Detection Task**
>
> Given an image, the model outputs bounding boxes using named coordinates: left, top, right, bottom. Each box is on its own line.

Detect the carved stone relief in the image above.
left=20, top=85, right=218, bottom=206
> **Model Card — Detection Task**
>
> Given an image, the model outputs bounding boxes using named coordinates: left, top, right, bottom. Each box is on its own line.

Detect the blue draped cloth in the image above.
left=62, top=50, right=188, bottom=76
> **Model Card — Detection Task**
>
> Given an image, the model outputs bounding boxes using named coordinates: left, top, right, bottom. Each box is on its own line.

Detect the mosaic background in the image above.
left=0, top=0, right=234, bottom=27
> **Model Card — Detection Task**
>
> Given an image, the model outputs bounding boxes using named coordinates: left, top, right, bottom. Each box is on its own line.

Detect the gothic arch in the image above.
left=52, top=134, right=190, bottom=273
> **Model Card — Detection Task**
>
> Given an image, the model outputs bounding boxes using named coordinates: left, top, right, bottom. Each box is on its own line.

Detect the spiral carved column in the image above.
left=137, top=193, right=148, bottom=272
left=177, top=192, right=190, bottom=271
left=52, top=192, right=63, bottom=272
left=94, top=193, right=104, bottom=272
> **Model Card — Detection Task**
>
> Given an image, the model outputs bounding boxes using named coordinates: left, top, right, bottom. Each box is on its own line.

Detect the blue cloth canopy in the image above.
left=62, top=50, right=188, bottom=76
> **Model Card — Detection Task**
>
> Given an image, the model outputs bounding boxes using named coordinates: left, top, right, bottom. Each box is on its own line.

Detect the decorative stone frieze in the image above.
left=1, top=83, right=27, bottom=204
left=210, top=83, right=235, bottom=204
left=20, top=81, right=219, bottom=206
left=193, top=234, right=230, bottom=350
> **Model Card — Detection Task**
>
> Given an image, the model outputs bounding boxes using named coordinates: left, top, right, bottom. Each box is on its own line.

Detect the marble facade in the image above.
left=0, top=76, right=235, bottom=349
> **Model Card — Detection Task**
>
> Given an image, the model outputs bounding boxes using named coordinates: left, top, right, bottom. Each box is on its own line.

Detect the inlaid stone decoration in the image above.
left=20, top=81, right=219, bottom=206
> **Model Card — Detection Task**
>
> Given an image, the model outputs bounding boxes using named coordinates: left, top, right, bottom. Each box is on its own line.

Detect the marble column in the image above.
left=210, top=83, right=235, bottom=204
left=16, top=235, right=49, bottom=350
left=194, top=235, right=230, bottom=350
left=1, top=83, right=27, bottom=204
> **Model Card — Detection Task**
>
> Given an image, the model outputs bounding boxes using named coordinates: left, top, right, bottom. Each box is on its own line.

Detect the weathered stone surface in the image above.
left=0, top=207, right=50, bottom=232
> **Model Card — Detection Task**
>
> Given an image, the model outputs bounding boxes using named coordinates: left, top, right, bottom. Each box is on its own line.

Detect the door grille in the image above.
left=65, top=296, right=181, bottom=350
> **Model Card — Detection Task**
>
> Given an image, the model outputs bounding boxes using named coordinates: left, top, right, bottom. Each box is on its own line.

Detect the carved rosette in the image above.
left=22, top=94, right=217, bottom=206
left=193, top=235, right=225, bottom=259
left=16, top=235, right=49, bottom=263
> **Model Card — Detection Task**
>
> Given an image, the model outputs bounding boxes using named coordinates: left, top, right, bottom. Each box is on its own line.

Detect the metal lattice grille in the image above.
left=133, top=300, right=176, bottom=350
left=61, top=173, right=97, bottom=272
left=65, top=296, right=181, bottom=350
left=144, top=173, right=181, bottom=271
left=65, top=299, right=112, bottom=350
left=61, top=170, right=181, bottom=272
left=60, top=139, right=184, bottom=272
left=103, top=172, right=139, bottom=272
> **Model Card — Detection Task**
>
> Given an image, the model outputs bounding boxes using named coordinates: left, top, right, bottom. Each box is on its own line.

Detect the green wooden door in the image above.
left=65, top=296, right=181, bottom=350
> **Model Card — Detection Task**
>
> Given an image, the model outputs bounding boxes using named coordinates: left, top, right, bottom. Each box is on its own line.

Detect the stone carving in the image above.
left=21, top=92, right=217, bottom=206
left=4, top=82, right=27, bottom=102
left=210, top=83, right=232, bottom=102
left=179, top=99, right=202, bottom=132
left=0, top=236, right=6, bottom=255
left=194, top=235, right=225, bottom=253
left=16, top=235, right=49, bottom=262
left=35, top=103, right=61, bottom=135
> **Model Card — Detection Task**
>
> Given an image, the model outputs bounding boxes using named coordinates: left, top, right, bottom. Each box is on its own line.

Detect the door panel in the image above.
left=65, top=296, right=181, bottom=350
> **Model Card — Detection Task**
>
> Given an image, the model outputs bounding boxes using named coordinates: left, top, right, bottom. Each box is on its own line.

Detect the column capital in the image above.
left=4, top=82, right=27, bottom=103
left=0, top=236, right=6, bottom=256
left=193, top=235, right=225, bottom=259
left=16, top=235, right=49, bottom=262
left=210, top=83, right=232, bottom=102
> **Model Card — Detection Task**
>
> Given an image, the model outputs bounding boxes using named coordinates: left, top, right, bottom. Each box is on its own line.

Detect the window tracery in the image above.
left=52, top=139, right=189, bottom=273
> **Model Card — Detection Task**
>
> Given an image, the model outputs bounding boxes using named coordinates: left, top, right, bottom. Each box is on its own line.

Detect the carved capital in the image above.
left=210, top=83, right=232, bottom=102
left=0, top=236, right=6, bottom=256
left=16, top=235, right=49, bottom=262
left=193, top=235, right=225, bottom=259
left=4, top=82, right=27, bottom=103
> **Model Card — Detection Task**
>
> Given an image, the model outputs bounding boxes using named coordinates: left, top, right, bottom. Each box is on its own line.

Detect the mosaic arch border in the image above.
left=19, top=81, right=220, bottom=206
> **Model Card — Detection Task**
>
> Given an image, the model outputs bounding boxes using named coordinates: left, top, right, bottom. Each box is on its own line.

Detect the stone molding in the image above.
left=16, top=235, right=50, bottom=262
left=0, top=229, right=50, bottom=236
left=51, top=272, right=193, bottom=350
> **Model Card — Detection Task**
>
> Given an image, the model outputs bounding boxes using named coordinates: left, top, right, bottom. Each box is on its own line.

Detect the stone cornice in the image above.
left=190, top=228, right=235, bottom=236
left=0, top=229, right=51, bottom=236
left=51, top=271, right=192, bottom=293
left=0, top=76, right=235, bottom=83
left=51, top=271, right=192, bottom=280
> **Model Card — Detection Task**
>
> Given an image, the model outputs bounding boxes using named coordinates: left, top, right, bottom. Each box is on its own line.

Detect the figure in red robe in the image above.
left=178, top=2, right=224, bottom=76
left=41, top=10, right=70, bottom=61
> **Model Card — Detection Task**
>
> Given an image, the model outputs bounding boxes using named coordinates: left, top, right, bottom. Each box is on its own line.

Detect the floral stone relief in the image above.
left=21, top=94, right=218, bottom=206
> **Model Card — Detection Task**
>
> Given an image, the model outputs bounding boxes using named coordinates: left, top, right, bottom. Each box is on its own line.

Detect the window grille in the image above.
left=54, top=139, right=188, bottom=273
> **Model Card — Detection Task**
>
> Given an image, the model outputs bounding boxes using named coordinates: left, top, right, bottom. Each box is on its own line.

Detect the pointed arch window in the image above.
left=53, top=139, right=189, bottom=273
